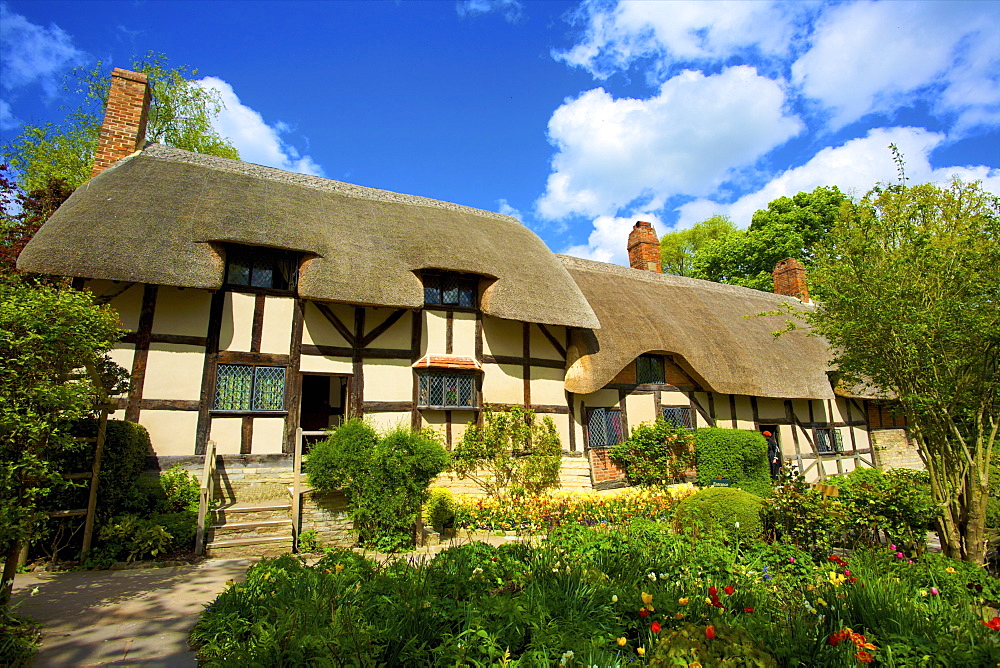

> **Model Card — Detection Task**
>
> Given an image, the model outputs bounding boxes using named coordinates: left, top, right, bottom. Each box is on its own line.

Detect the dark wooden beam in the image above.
left=445, top=310, right=454, bottom=355
left=125, top=284, right=157, bottom=423
left=363, top=401, right=416, bottom=412
left=351, top=307, right=365, bottom=417
left=483, top=354, right=565, bottom=369
left=314, top=302, right=355, bottom=347
left=618, top=388, right=629, bottom=435
left=217, top=350, right=289, bottom=365
left=283, top=298, right=305, bottom=455
left=684, top=391, right=715, bottom=427
left=535, top=323, right=566, bottom=359
left=93, top=281, right=135, bottom=305
left=362, top=309, right=408, bottom=348
left=250, top=294, right=266, bottom=353
left=241, top=415, right=253, bottom=454
left=140, top=399, right=200, bottom=411
left=522, top=322, right=531, bottom=407
left=195, top=289, right=226, bottom=456
left=411, top=309, right=422, bottom=430
left=567, top=391, right=576, bottom=452
left=729, top=394, right=738, bottom=429
left=484, top=403, right=570, bottom=414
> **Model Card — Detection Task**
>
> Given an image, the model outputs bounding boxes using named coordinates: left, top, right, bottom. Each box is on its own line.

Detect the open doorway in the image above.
left=300, top=374, right=348, bottom=448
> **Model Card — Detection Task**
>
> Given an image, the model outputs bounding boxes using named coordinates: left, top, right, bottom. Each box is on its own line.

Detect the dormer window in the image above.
left=636, top=354, right=666, bottom=384
left=423, top=272, right=477, bottom=309
left=225, top=245, right=298, bottom=292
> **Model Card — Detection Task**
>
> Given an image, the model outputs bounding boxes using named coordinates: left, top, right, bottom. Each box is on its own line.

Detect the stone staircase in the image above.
left=204, top=501, right=294, bottom=558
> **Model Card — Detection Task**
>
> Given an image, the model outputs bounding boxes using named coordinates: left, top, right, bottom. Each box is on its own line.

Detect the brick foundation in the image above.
left=588, top=447, right=627, bottom=486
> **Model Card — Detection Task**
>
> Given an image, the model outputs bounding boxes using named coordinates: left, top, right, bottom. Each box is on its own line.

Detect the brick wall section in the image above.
left=588, top=447, right=627, bottom=485
left=91, top=68, right=151, bottom=178
left=627, top=221, right=663, bottom=273
left=772, top=258, right=810, bottom=302
left=299, top=491, right=355, bottom=547
left=867, top=401, right=907, bottom=428
left=871, top=428, right=924, bottom=470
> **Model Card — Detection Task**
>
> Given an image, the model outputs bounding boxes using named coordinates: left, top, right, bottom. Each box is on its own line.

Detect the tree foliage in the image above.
left=609, top=419, right=695, bottom=486
left=691, top=186, right=848, bottom=291
left=659, top=215, right=736, bottom=276
left=810, top=174, right=1000, bottom=563
left=1, top=51, right=238, bottom=193
left=0, top=279, right=125, bottom=604
left=450, top=405, right=562, bottom=503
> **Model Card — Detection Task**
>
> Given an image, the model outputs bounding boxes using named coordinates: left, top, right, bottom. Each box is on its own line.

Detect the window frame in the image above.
left=224, top=244, right=300, bottom=294
left=416, top=371, right=479, bottom=410
left=661, top=405, right=694, bottom=429
left=636, top=354, right=666, bottom=385
left=212, top=363, right=288, bottom=414
left=587, top=407, right=624, bottom=449
left=814, top=427, right=843, bottom=455
left=421, top=271, right=479, bottom=311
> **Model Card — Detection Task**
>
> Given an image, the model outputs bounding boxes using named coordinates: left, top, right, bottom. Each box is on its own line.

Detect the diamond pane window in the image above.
left=662, top=406, right=693, bottom=429
left=423, top=273, right=477, bottom=308
left=637, top=355, right=666, bottom=384
left=225, top=245, right=298, bottom=291
left=417, top=373, right=477, bottom=409
left=588, top=408, right=623, bottom=448
left=214, top=364, right=286, bottom=412
left=815, top=428, right=843, bottom=454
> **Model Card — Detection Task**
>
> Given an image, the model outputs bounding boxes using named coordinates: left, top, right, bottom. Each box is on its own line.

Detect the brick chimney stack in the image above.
left=772, top=258, right=810, bottom=302
left=627, top=221, right=663, bottom=273
left=90, top=68, right=151, bottom=178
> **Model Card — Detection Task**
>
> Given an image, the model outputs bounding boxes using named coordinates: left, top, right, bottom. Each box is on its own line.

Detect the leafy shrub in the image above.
left=297, top=529, right=319, bottom=553
left=762, top=468, right=850, bottom=557
left=450, top=405, right=562, bottom=502
left=97, top=514, right=172, bottom=562
left=609, top=419, right=695, bottom=486
left=305, top=420, right=449, bottom=551
left=424, top=487, right=456, bottom=533
left=650, top=622, right=777, bottom=667
left=0, top=608, right=41, bottom=666
left=694, top=428, right=771, bottom=497
left=149, top=510, right=197, bottom=550
left=157, top=464, right=200, bottom=512
left=674, top=487, right=764, bottom=541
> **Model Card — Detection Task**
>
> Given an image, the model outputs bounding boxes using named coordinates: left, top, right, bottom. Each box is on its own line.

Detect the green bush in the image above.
left=0, top=608, right=41, bottom=667
left=97, top=514, right=172, bottom=562
left=305, top=420, right=450, bottom=551
left=673, top=487, right=765, bottom=541
left=149, top=510, right=197, bottom=550
left=297, top=529, right=319, bottom=553
left=694, top=428, right=771, bottom=497
left=761, top=467, right=850, bottom=557
left=157, top=464, right=200, bottom=512
left=650, top=622, right=777, bottom=667
left=424, top=487, right=457, bottom=533
left=609, top=419, right=695, bottom=486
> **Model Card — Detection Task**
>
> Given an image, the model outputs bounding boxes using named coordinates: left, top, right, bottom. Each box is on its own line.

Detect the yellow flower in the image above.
left=675, top=612, right=686, bottom=620
left=806, top=584, right=816, bottom=591
left=690, top=662, right=703, bottom=668
left=637, top=647, right=645, bottom=656
left=617, top=637, right=627, bottom=646
left=335, top=563, right=345, bottom=574
left=920, top=589, right=928, bottom=597
left=612, top=595, right=619, bottom=603
left=816, top=598, right=828, bottom=607
left=945, top=567, right=957, bottom=574
left=678, top=597, right=689, bottom=605
left=641, top=592, right=653, bottom=606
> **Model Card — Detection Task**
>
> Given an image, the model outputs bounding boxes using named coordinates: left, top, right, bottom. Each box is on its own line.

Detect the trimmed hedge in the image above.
left=674, top=486, right=765, bottom=541
left=694, top=428, right=771, bottom=497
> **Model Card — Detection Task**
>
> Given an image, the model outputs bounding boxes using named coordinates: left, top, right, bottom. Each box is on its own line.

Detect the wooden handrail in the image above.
left=194, top=440, right=217, bottom=556
left=291, top=429, right=326, bottom=552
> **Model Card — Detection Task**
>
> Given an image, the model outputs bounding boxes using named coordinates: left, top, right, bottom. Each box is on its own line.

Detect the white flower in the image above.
left=647, top=572, right=657, bottom=581
left=735, top=522, right=740, bottom=528
left=611, top=595, right=618, bottom=603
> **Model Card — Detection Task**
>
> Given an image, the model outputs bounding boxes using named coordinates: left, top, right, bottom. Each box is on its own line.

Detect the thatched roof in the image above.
left=559, top=256, right=836, bottom=399
left=18, top=144, right=599, bottom=329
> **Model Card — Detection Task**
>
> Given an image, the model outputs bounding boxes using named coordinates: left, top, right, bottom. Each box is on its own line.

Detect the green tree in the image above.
left=810, top=176, right=1000, bottom=563
left=451, top=405, right=562, bottom=503
left=660, top=214, right=736, bottom=276
left=2, top=51, right=238, bottom=192
left=691, top=186, right=848, bottom=291
left=0, top=279, right=124, bottom=605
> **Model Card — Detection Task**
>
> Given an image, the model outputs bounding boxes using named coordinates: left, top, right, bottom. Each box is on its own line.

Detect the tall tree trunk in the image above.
left=0, top=540, right=23, bottom=608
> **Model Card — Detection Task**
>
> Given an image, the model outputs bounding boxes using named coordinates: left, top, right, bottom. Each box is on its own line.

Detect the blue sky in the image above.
left=2, top=0, right=998, bottom=266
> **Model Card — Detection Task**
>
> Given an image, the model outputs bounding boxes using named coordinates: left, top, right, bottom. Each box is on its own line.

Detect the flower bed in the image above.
left=453, top=485, right=694, bottom=532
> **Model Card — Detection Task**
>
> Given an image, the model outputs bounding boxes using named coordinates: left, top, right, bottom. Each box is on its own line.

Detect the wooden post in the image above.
left=80, top=405, right=109, bottom=555
left=194, top=440, right=217, bottom=556
left=292, top=427, right=303, bottom=551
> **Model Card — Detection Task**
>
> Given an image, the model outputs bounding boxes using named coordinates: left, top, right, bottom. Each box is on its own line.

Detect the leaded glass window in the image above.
left=815, top=428, right=843, bottom=454
left=417, top=373, right=477, bottom=409
left=422, top=273, right=477, bottom=308
left=588, top=408, right=623, bottom=448
left=225, top=245, right=298, bottom=291
left=214, top=364, right=287, bottom=411
left=661, top=406, right=693, bottom=429
left=637, top=354, right=666, bottom=384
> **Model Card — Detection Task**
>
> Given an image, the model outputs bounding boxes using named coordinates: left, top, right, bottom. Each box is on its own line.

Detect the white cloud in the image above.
left=496, top=198, right=523, bottom=222
left=0, top=3, right=86, bottom=97
left=557, top=0, right=802, bottom=79
left=456, top=0, right=523, bottom=23
left=561, top=211, right=666, bottom=265
left=0, top=99, right=18, bottom=131
left=536, top=66, right=803, bottom=220
left=675, top=126, right=1000, bottom=229
left=792, top=0, right=1000, bottom=132
left=196, top=76, right=324, bottom=177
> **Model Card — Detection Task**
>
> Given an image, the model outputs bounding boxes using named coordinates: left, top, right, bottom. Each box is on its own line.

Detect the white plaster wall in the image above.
left=299, top=354, right=352, bottom=374
left=210, top=416, right=243, bottom=455
left=96, top=281, right=142, bottom=332
left=529, top=324, right=564, bottom=360
left=423, top=311, right=447, bottom=356
left=109, top=344, right=136, bottom=378
left=152, top=287, right=211, bottom=337
left=140, top=410, right=198, bottom=456
left=142, top=345, right=204, bottom=400
left=483, top=364, right=523, bottom=404
left=452, top=312, right=476, bottom=357
left=302, top=302, right=350, bottom=346
left=364, top=360, right=412, bottom=402
left=219, top=292, right=255, bottom=352
left=790, top=399, right=812, bottom=423
left=261, top=296, right=294, bottom=354
left=757, top=398, right=786, bottom=421
left=581, top=388, right=620, bottom=407
left=366, top=309, right=412, bottom=349
left=450, top=411, right=476, bottom=443
left=368, top=412, right=411, bottom=433
left=252, top=417, right=286, bottom=454
left=625, top=392, right=658, bottom=430
left=551, top=413, right=572, bottom=452
left=482, top=316, right=522, bottom=357
left=530, top=367, right=566, bottom=406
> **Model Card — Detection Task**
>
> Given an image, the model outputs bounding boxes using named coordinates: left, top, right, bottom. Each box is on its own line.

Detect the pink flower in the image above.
left=789, top=557, right=795, bottom=563
left=896, top=552, right=904, bottom=559
left=890, top=544, right=897, bottom=551
left=930, top=587, right=939, bottom=595
left=844, top=570, right=851, bottom=576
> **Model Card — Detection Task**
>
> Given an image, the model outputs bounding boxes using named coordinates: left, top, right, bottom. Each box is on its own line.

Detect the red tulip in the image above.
left=705, top=625, right=716, bottom=640
left=708, top=586, right=718, bottom=596
left=639, top=608, right=649, bottom=618
left=724, top=585, right=735, bottom=596
left=651, top=622, right=661, bottom=633
left=983, top=617, right=1000, bottom=630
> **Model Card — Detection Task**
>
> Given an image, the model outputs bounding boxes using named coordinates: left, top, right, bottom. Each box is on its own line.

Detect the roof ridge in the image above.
left=138, top=143, right=517, bottom=222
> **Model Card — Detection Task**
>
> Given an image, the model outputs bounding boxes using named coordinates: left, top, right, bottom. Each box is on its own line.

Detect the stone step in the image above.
left=208, top=521, right=293, bottom=543
left=212, top=503, right=291, bottom=525
left=204, top=535, right=294, bottom=559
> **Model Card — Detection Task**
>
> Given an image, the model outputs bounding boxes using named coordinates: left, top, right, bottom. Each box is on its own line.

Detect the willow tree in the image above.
left=810, top=176, right=1000, bottom=563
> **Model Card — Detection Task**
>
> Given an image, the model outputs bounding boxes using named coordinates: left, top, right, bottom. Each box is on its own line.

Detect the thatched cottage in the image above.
left=18, top=69, right=916, bottom=505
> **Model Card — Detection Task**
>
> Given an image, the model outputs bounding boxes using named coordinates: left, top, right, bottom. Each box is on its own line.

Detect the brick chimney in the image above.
left=627, top=221, right=662, bottom=273
left=772, top=258, right=810, bottom=302
left=90, top=68, right=151, bottom=178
